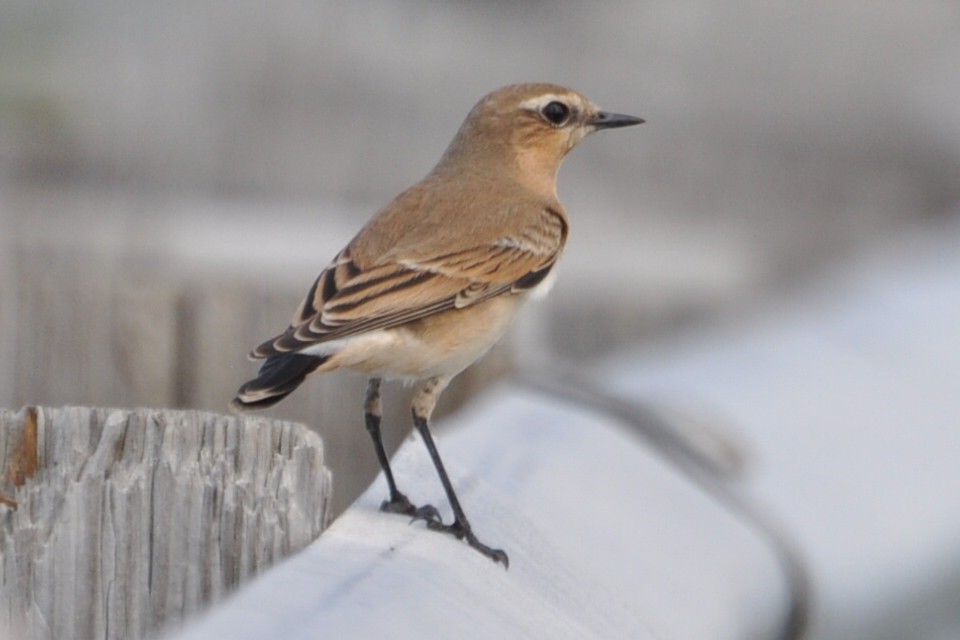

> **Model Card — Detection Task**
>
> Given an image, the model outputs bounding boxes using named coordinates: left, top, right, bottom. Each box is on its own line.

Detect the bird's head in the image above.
left=437, top=83, right=644, bottom=195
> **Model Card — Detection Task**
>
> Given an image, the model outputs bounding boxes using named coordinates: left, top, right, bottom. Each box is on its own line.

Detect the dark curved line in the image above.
left=513, top=264, right=554, bottom=291
left=332, top=266, right=410, bottom=300
left=327, top=271, right=438, bottom=314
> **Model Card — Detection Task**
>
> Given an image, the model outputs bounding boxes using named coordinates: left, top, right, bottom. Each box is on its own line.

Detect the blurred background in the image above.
left=2, top=0, right=960, bottom=520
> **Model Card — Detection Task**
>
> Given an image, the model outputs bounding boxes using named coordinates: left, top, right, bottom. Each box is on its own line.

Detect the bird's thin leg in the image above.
left=364, top=378, right=439, bottom=522
left=411, top=376, right=509, bottom=568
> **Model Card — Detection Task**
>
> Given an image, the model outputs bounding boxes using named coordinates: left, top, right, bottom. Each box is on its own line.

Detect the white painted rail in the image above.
left=172, top=219, right=960, bottom=640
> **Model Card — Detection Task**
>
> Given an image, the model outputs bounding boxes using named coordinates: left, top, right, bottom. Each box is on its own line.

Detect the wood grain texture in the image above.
left=0, top=406, right=331, bottom=640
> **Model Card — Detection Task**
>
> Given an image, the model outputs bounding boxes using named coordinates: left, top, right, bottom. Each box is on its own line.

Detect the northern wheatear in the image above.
left=232, top=83, right=642, bottom=567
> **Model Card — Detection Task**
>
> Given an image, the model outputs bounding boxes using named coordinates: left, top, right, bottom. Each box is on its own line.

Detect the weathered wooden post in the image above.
left=0, top=406, right=331, bottom=640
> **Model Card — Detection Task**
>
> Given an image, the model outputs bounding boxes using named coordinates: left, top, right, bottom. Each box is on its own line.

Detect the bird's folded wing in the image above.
left=251, top=211, right=565, bottom=358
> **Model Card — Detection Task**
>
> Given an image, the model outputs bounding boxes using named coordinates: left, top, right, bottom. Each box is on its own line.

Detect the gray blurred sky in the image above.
left=3, top=0, right=960, bottom=315
left=4, top=0, right=960, bottom=520
left=2, top=2, right=958, bottom=202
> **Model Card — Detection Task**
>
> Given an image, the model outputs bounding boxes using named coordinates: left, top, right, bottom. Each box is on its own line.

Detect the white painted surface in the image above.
left=171, top=389, right=786, bottom=640
left=603, top=220, right=960, bottom=639
left=174, top=220, right=960, bottom=639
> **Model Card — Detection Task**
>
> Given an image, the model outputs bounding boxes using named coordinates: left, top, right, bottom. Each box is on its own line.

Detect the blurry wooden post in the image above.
left=0, top=406, right=332, bottom=640
left=1, top=248, right=511, bottom=517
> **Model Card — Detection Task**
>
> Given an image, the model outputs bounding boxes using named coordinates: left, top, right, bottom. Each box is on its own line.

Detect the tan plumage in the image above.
left=253, top=196, right=565, bottom=359
left=231, top=83, right=643, bottom=566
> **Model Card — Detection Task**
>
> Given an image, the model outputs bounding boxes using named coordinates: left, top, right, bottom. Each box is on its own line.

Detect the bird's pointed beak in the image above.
left=588, top=111, right=645, bottom=130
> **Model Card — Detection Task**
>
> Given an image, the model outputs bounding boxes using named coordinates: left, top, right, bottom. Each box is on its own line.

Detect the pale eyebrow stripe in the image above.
left=518, top=93, right=575, bottom=112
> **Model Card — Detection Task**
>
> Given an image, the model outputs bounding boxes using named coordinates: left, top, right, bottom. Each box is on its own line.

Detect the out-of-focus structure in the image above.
left=3, top=0, right=959, bottom=513
left=2, top=3, right=960, bottom=638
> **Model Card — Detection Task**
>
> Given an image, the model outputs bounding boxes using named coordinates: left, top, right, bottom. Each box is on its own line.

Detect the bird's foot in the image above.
left=427, top=518, right=509, bottom=568
left=380, top=493, right=441, bottom=524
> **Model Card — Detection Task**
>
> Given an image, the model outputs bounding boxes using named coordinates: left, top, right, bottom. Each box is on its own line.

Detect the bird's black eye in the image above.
left=541, top=101, right=571, bottom=126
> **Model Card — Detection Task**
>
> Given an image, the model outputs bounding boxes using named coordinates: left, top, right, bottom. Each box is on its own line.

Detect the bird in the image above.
left=231, top=83, right=643, bottom=567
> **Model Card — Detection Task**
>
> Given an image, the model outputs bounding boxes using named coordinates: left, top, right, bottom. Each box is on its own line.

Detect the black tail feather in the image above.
left=230, top=353, right=328, bottom=411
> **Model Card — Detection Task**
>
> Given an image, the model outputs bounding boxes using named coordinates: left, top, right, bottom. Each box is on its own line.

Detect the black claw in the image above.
left=426, top=519, right=509, bottom=568
left=380, top=494, right=442, bottom=525
left=380, top=493, right=417, bottom=516
left=410, top=504, right=442, bottom=524
left=426, top=518, right=460, bottom=537
left=488, top=548, right=510, bottom=569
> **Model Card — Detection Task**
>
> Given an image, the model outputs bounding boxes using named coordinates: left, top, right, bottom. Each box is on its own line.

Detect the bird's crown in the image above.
left=436, top=83, right=643, bottom=194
